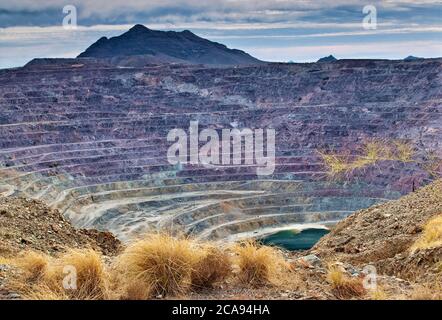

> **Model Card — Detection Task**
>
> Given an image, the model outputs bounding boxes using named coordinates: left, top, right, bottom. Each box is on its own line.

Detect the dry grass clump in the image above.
left=319, top=139, right=415, bottom=178
left=116, top=280, right=151, bottom=300
left=24, top=285, right=71, bottom=300
left=112, top=236, right=232, bottom=299
left=13, top=251, right=49, bottom=282
left=12, top=249, right=108, bottom=300
left=370, top=287, right=388, bottom=300
left=9, top=235, right=299, bottom=300
left=12, top=234, right=281, bottom=300
left=392, top=140, right=415, bottom=162
left=115, top=233, right=199, bottom=297
left=422, top=151, right=442, bottom=178
left=233, top=241, right=288, bottom=287
left=55, top=249, right=108, bottom=299
left=0, top=256, right=11, bottom=265
left=326, top=265, right=366, bottom=299
left=318, top=152, right=352, bottom=177
left=411, top=214, right=442, bottom=252
left=191, top=245, right=232, bottom=290
left=410, top=281, right=442, bottom=300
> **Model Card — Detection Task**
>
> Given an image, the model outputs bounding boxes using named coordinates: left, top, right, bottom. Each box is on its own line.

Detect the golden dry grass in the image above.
left=191, top=245, right=232, bottom=290
left=410, top=281, right=442, bottom=300
left=319, top=139, right=415, bottom=178
left=116, top=280, right=151, bottom=300
left=392, top=140, right=415, bottom=162
left=55, top=249, right=108, bottom=299
left=0, top=256, right=11, bottom=265
left=411, top=214, right=442, bottom=251
left=114, top=233, right=199, bottom=297
left=326, top=265, right=366, bottom=299
left=6, top=235, right=383, bottom=300
left=12, top=249, right=109, bottom=300
left=13, top=235, right=288, bottom=300
left=422, top=152, right=442, bottom=178
left=318, top=152, right=352, bottom=176
left=13, top=251, right=49, bottom=282
left=22, top=284, right=70, bottom=300
left=370, top=287, right=388, bottom=300
left=233, top=241, right=288, bottom=287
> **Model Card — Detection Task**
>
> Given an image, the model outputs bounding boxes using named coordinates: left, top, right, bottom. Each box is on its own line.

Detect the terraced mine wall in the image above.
left=0, top=58, right=440, bottom=241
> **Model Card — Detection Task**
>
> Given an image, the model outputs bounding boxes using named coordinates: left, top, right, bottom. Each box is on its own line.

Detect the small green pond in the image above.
left=260, top=228, right=329, bottom=251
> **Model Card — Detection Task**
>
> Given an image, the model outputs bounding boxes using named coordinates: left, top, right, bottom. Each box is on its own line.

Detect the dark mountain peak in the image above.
left=317, top=55, right=337, bottom=63
left=129, top=24, right=150, bottom=32
left=96, top=36, right=108, bottom=43
left=77, top=25, right=263, bottom=66
left=181, top=29, right=196, bottom=37
left=126, top=24, right=155, bottom=36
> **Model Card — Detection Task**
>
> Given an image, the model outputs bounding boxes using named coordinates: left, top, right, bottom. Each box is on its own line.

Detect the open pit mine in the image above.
left=0, top=27, right=441, bottom=243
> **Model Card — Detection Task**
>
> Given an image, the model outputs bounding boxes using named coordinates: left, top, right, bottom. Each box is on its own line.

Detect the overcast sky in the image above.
left=0, top=0, right=441, bottom=68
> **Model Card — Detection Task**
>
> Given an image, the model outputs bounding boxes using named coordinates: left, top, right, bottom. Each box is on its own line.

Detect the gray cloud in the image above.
left=0, top=0, right=441, bottom=27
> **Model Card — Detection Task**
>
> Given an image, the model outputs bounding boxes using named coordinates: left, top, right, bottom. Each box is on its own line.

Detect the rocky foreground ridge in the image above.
left=0, top=197, right=121, bottom=257
left=312, top=179, right=442, bottom=283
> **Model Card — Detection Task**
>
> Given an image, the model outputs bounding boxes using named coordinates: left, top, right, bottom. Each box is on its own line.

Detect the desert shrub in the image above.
left=233, top=241, right=288, bottom=287
left=370, top=287, right=388, bottom=300
left=191, top=245, right=232, bottom=289
left=422, top=151, right=442, bottom=178
left=319, top=139, right=416, bottom=178
left=411, top=214, right=442, bottom=251
left=326, top=265, right=366, bottom=299
left=411, top=281, right=442, bottom=300
left=13, top=249, right=108, bottom=300
left=363, top=140, right=386, bottom=162
left=22, top=284, right=70, bottom=300
left=318, top=152, right=352, bottom=176
left=10, top=236, right=296, bottom=300
left=392, top=140, right=414, bottom=162
left=115, top=234, right=198, bottom=297
left=13, top=251, right=49, bottom=282
left=54, top=249, right=108, bottom=299
left=117, top=280, right=152, bottom=300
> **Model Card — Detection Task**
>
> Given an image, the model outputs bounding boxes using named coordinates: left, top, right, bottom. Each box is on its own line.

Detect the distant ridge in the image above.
left=78, top=24, right=263, bottom=66
left=317, top=55, right=337, bottom=63
left=404, top=55, right=423, bottom=61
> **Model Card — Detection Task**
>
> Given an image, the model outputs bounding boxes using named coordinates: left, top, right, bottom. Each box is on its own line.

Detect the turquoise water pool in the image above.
left=260, top=228, right=329, bottom=251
